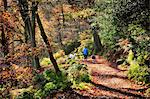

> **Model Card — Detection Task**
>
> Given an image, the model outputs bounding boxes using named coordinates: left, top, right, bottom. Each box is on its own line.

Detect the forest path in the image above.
left=78, top=55, right=149, bottom=98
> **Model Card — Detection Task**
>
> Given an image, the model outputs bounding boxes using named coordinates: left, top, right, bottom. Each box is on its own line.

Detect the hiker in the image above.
left=83, top=47, right=88, bottom=61
left=69, top=53, right=76, bottom=59
left=91, top=54, right=96, bottom=63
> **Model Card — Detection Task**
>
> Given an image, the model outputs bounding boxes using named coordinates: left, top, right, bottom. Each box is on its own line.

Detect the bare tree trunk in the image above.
left=17, top=0, right=40, bottom=68
left=57, top=18, right=64, bottom=48
left=3, top=0, right=7, bottom=11
left=17, top=0, right=32, bottom=66
left=56, top=0, right=64, bottom=48
left=1, top=0, right=9, bottom=56
left=31, top=1, right=40, bottom=69
left=61, top=3, right=65, bottom=27
left=36, top=13, right=61, bottom=74
left=1, top=25, right=9, bottom=56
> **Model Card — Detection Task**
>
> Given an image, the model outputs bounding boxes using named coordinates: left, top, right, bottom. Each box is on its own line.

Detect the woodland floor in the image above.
left=1, top=56, right=149, bottom=99
left=71, top=55, right=149, bottom=98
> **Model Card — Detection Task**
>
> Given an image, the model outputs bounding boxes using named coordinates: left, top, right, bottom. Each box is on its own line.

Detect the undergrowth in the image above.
left=24, top=60, right=91, bottom=98
left=127, top=50, right=150, bottom=85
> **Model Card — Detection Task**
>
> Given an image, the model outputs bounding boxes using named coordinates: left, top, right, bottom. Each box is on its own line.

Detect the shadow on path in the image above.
left=91, top=73, right=128, bottom=80
left=121, top=87, right=149, bottom=92
left=90, top=81, right=146, bottom=98
left=81, top=59, right=126, bottom=72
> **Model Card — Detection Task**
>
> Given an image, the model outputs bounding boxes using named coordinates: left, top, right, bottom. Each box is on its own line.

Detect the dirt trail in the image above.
left=79, top=56, right=149, bottom=98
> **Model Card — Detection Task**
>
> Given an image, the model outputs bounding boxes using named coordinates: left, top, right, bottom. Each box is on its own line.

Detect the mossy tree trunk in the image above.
left=92, top=24, right=103, bottom=53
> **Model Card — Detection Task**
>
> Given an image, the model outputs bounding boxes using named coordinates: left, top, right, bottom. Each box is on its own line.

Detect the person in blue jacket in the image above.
left=83, top=47, right=88, bottom=60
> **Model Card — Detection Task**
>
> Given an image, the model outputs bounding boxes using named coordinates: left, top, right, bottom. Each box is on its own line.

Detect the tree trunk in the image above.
left=1, top=0, right=9, bottom=56
left=17, top=0, right=40, bottom=68
left=61, top=3, right=65, bottom=27
left=93, top=32, right=102, bottom=53
left=1, top=25, right=9, bottom=56
left=3, top=0, right=7, bottom=11
left=36, top=13, right=61, bottom=74
left=17, top=0, right=32, bottom=66
left=92, top=25, right=103, bottom=53
left=57, top=18, right=64, bottom=48
left=31, top=2, right=40, bottom=69
left=60, top=3, right=65, bottom=48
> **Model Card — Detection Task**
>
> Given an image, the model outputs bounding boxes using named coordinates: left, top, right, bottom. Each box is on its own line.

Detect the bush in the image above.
left=34, top=60, right=91, bottom=98
left=127, top=50, right=150, bottom=85
left=33, top=74, right=46, bottom=88
left=44, top=82, right=56, bottom=91
left=54, top=50, right=65, bottom=59
left=66, top=63, right=91, bottom=90
left=34, top=89, right=45, bottom=99
left=80, top=73, right=91, bottom=83
left=33, top=69, right=72, bottom=98
left=40, top=58, right=51, bottom=67
left=34, top=89, right=46, bottom=99
left=67, top=63, right=91, bottom=84
left=128, top=61, right=150, bottom=84
left=44, top=70, right=72, bottom=90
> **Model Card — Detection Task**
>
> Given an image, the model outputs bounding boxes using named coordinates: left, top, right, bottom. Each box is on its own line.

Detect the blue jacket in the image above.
left=83, top=48, right=88, bottom=55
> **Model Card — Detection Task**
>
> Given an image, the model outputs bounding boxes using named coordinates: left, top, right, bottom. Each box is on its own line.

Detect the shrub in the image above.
left=33, top=74, right=46, bottom=88
left=54, top=50, right=65, bottom=59
left=33, top=61, right=91, bottom=98
left=33, top=69, right=72, bottom=98
left=44, top=82, right=56, bottom=91
left=127, top=50, right=150, bottom=85
left=128, top=62, right=150, bottom=84
left=44, top=70, right=72, bottom=90
left=67, top=63, right=91, bottom=84
left=80, top=73, right=91, bottom=83
left=43, top=69, right=56, bottom=81
left=40, top=58, right=51, bottom=67
left=34, top=89, right=45, bottom=99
